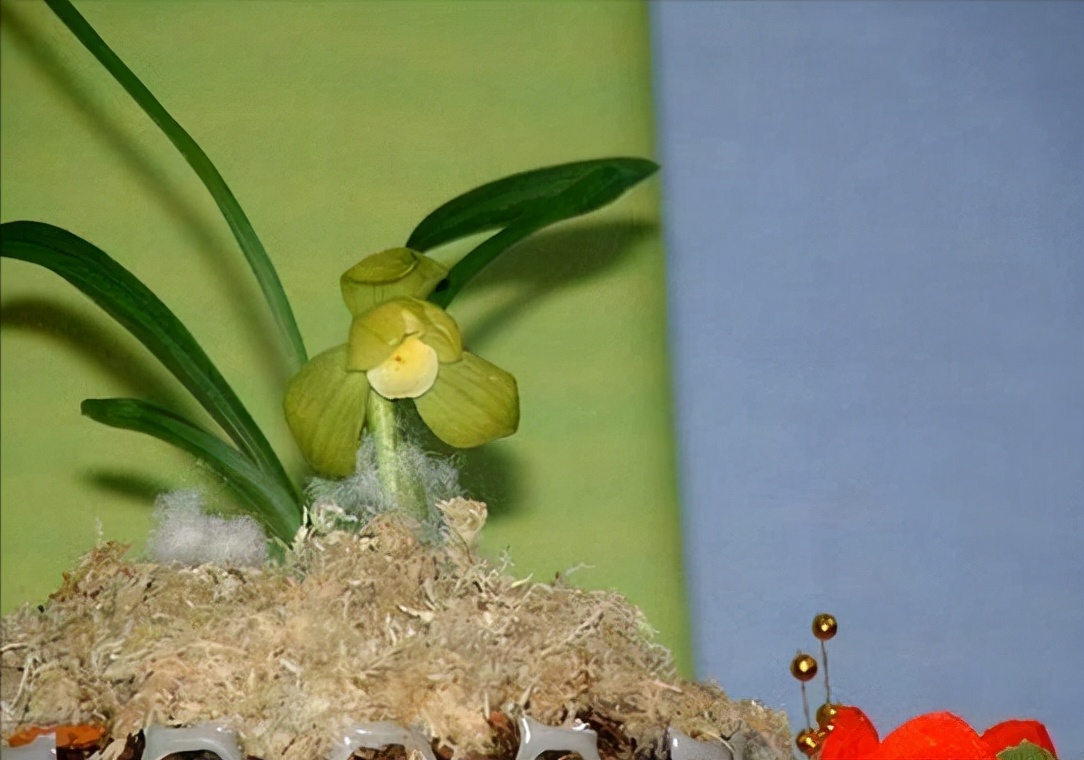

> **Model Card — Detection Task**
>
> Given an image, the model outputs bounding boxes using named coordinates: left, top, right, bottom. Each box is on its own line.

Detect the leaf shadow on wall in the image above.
left=0, top=297, right=186, bottom=503
left=430, top=218, right=658, bottom=521
left=455, top=219, right=657, bottom=348
left=1, top=2, right=285, bottom=382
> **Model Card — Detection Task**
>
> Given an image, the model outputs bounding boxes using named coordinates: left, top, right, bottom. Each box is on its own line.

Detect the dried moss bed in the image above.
left=1, top=508, right=791, bottom=759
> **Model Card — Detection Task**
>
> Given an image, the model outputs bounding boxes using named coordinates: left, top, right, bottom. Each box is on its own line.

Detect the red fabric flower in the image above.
left=820, top=705, right=880, bottom=760
left=818, top=706, right=1057, bottom=759
left=981, top=719, right=1057, bottom=757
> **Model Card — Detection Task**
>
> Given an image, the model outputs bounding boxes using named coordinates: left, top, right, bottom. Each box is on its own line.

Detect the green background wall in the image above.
left=0, top=1, right=689, bottom=672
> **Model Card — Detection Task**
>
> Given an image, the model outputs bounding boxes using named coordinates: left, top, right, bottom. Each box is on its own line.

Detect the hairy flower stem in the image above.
left=365, top=392, right=429, bottom=523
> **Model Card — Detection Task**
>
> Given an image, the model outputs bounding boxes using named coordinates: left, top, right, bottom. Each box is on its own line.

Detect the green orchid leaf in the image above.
left=406, top=157, right=658, bottom=252
left=44, top=0, right=307, bottom=372
left=341, top=248, right=448, bottom=317
left=284, top=344, right=370, bottom=477
left=0, top=221, right=298, bottom=506
left=414, top=351, right=519, bottom=448
left=426, top=161, right=657, bottom=308
left=997, top=741, right=1057, bottom=760
left=81, top=398, right=300, bottom=543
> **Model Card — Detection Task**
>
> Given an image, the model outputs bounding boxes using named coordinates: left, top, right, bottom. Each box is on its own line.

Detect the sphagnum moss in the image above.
left=1, top=506, right=791, bottom=760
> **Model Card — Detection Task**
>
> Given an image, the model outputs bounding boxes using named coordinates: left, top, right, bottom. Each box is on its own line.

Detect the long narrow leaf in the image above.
left=427, top=165, right=646, bottom=309
left=82, top=398, right=300, bottom=542
left=0, top=221, right=300, bottom=508
left=407, top=157, right=658, bottom=253
left=44, top=0, right=307, bottom=372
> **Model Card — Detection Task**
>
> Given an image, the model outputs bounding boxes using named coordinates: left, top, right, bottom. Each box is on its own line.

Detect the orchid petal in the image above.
left=414, top=351, right=518, bottom=448
left=284, top=344, right=368, bottom=477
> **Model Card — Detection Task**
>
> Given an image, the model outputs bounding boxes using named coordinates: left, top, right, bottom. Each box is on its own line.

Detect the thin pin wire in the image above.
left=820, top=639, right=832, bottom=704
left=801, top=681, right=812, bottom=730
left=797, top=650, right=813, bottom=729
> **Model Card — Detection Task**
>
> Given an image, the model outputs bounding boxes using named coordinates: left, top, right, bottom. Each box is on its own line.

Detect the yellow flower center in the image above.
left=366, top=335, right=439, bottom=399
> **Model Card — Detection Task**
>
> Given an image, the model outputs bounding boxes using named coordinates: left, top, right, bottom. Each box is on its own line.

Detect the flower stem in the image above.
left=365, top=392, right=429, bottom=523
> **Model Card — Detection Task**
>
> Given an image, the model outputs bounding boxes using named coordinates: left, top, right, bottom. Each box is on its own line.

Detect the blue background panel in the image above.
left=651, top=2, right=1082, bottom=754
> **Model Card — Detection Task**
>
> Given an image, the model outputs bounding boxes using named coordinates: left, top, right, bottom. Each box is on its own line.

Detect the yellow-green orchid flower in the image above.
left=284, top=251, right=519, bottom=479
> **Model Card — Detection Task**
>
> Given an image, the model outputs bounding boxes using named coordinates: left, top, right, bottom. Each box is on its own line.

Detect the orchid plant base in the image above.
left=0, top=508, right=791, bottom=760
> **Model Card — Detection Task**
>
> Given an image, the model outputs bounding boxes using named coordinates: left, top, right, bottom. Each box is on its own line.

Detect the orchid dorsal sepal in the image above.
left=340, top=247, right=448, bottom=317
left=348, top=296, right=463, bottom=371
left=283, top=344, right=370, bottom=478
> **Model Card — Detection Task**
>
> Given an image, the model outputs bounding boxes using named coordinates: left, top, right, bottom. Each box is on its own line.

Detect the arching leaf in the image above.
left=82, top=398, right=300, bottom=542
left=0, top=221, right=299, bottom=507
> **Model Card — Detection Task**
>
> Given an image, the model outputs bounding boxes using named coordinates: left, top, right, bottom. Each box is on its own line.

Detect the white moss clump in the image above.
left=148, top=489, right=268, bottom=567
left=305, top=435, right=463, bottom=539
